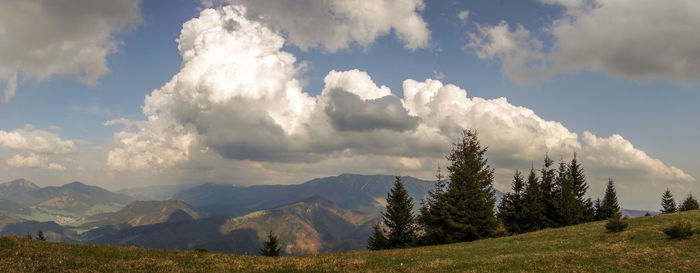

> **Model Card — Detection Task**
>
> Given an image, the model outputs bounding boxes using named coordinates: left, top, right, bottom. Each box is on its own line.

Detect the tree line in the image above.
left=368, top=129, right=698, bottom=250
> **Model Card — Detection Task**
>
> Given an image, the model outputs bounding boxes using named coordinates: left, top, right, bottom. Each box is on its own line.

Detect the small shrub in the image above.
left=605, top=212, right=628, bottom=233
left=662, top=220, right=694, bottom=239
left=491, top=221, right=509, bottom=238
left=36, top=231, right=47, bottom=241
left=194, top=248, right=208, bottom=253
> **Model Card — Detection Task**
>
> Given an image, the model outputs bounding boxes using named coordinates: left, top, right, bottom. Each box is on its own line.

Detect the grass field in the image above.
left=1, top=210, right=698, bottom=273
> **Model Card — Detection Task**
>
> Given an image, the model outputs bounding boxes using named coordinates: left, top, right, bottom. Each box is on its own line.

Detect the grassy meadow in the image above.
left=1, top=210, right=699, bottom=273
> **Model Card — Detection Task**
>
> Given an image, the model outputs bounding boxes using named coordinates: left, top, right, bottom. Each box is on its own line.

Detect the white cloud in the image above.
left=6, top=153, right=43, bottom=168
left=0, top=125, right=76, bottom=154
left=0, top=0, right=142, bottom=101
left=106, top=4, right=693, bottom=208
left=458, top=10, right=470, bottom=21
left=467, top=0, right=700, bottom=84
left=222, top=0, right=431, bottom=52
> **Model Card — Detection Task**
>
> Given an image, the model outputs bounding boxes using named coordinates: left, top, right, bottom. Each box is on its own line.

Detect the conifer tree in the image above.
left=556, top=159, right=576, bottom=226
left=598, top=179, right=620, bottom=219
left=421, top=129, right=497, bottom=243
left=539, top=155, right=558, bottom=228
left=521, top=167, right=546, bottom=232
left=661, top=189, right=677, bottom=214
left=679, top=193, right=699, bottom=211
left=497, top=170, right=525, bottom=234
left=569, top=154, right=593, bottom=223
left=443, top=129, right=497, bottom=241
left=419, top=166, right=449, bottom=245
left=382, top=176, right=418, bottom=248
left=367, top=222, right=389, bottom=250
left=593, top=198, right=603, bottom=221
left=260, top=230, right=281, bottom=256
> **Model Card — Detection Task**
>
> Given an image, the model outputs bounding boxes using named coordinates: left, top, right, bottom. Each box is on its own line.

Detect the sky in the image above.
left=1, top=0, right=699, bottom=210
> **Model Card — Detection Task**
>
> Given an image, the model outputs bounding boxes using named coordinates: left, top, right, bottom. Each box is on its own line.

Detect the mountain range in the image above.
left=5, top=174, right=660, bottom=255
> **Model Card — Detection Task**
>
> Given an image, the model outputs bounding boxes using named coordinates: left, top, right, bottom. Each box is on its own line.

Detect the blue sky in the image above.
left=1, top=0, right=698, bottom=209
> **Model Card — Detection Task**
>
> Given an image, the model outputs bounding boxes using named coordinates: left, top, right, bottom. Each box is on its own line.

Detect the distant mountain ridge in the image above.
left=174, top=174, right=441, bottom=217
left=80, top=200, right=199, bottom=229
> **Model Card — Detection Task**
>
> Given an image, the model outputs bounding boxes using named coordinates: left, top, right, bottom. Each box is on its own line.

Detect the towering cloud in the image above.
left=466, top=0, right=700, bottom=84
left=106, top=4, right=693, bottom=208
left=0, top=0, right=142, bottom=101
left=222, top=0, right=431, bottom=51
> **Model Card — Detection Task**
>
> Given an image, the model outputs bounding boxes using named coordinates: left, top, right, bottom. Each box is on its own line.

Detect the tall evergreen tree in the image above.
left=419, top=166, right=449, bottom=245
left=593, top=198, right=603, bottom=221
left=420, top=129, right=497, bottom=244
left=497, top=170, right=525, bottom=234
left=539, top=155, right=558, bottom=228
left=598, top=179, right=620, bottom=219
left=367, top=222, right=389, bottom=250
left=521, top=167, right=546, bottom=232
left=555, top=159, right=576, bottom=226
left=679, top=193, right=699, bottom=211
left=260, top=230, right=281, bottom=256
left=382, top=176, right=418, bottom=248
left=661, top=189, right=677, bottom=214
left=569, top=154, right=593, bottom=223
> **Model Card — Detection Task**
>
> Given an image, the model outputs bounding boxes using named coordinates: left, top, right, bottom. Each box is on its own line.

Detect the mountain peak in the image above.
left=0, top=178, right=40, bottom=194
left=62, top=181, right=90, bottom=189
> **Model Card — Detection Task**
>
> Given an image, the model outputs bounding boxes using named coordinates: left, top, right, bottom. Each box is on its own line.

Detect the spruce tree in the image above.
left=593, top=198, right=603, bottom=221
left=569, top=154, right=593, bottom=223
left=260, top=230, right=281, bottom=256
left=661, top=189, right=677, bottom=214
left=419, top=166, right=449, bottom=245
left=497, top=170, right=525, bottom=234
left=598, top=179, right=620, bottom=219
left=539, top=155, right=558, bottom=228
left=556, top=159, right=576, bottom=226
left=382, top=176, right=418, bottom=248
left=367, top=222, right=389, bottom=250
left=443, top=129, right=497, bottom=242
left=521, top=167, right=546, bottom=232
left=421, top=129, right=497, bottom=244
left=679, top=193, right=699, bottom=211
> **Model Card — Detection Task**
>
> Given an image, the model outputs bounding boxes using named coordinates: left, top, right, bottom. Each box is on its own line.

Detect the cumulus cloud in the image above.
left=466, top=0, right=700, bottom=84
left=458, top=10, right=470, bottom=21
left=107, top=4, right=692, bottom=208
left=0, top=125, right=75, bottom=171
left=0, top=0, right=142, bottom=101
left=221, top=0, right=431, bottom=52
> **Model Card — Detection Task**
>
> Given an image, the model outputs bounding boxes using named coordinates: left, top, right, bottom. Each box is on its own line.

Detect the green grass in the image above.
left=1, top=210, right=699, bottom=273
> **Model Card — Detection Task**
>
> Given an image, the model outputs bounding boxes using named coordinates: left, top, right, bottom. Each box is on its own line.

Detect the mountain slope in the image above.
left=81, top=197, right=376, bottom=255
left=2, top=210, right=699, bottom=272
left=23, top=181, right=133, bottom=215
left=174, top=174, right=500, bottom=217
left=0, top=179, right=40, bottom=198
left=80, top=200, right=200, bottom=229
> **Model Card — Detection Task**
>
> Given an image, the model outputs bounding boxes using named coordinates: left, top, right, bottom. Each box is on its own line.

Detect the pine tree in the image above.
left=598, top=178, right=620, bottom=219
left=443, top=129, right=497, bottom=242
left=421, top=129, right=497, bottom=244
left=497, top=170, right=525, bottom=234
left=260, top=230, right=281, bottom=256
left=593, top=198, right=603, bottom=221
left=419, top=166, right=449, bottom=245
left=569, top=154, right=593, bottom=223
left=382, top=176, right=418, bottom=248
left=539, top=155, right=558, bottom=228
left=367, top=222, right=389, bottom=250
left=521, top=167, right=546, bottom=232
left=556, top=159, right=576, bottom=226
left=679, top=193, right=699, bottom=211
left=661, top=189, right=677, bottom=214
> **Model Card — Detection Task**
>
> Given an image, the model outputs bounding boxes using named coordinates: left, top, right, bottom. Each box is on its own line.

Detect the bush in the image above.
left=605, top=212, right=628, bottom=233
left=194, top=248, right=208, bottom=253
left=662, top=220, right=694, bottom=239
